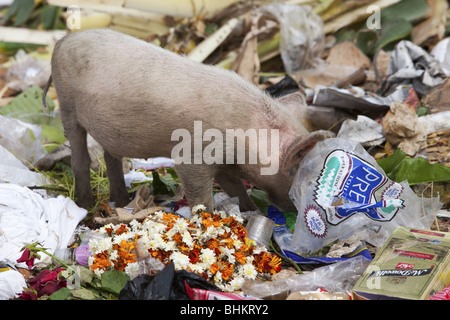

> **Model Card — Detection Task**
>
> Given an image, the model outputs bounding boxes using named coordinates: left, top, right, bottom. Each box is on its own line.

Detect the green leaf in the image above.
left=381, top=0, right=429, bottom=23
left=40, top=6, right=61, bottom=30
left=373, top=19, right=413, bottom=52
left=77, top=266, right=94, bottom=284
left=377, top=148, right=407, bottom=178
left=250, top=189, right=272, bottom=214
left=0, top=0, right=20, bottom=25
left=100, top=270, right=130, bottom=296
left=71, top=288, right=98, bottom=300
left=378, top=149, right=450, bottom=185
left=49, top=287, right=71, bottom=300
left=150, top=171, right=178, bottom=197
left=355, top=30, right=378, bottom=55
left=390, top=157, right=450, bottom=185
left=12, top=0, right=35, bottom=26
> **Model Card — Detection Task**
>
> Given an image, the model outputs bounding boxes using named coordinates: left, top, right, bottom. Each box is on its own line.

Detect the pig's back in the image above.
left=51, top=29, right=288, bottom=158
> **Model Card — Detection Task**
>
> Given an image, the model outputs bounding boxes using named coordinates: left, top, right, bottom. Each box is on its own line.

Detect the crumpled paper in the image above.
left=93, top=185, right=164, bottom=225
left=382, top=102, right=427, bottom=156
left=384, top=40, right=446, bottom=95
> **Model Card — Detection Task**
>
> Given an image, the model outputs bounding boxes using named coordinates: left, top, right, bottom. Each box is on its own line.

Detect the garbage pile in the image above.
left=0, top=0, right=450, bottom=302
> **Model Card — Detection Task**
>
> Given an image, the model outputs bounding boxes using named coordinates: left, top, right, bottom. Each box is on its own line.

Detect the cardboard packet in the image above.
left=352, top=226, right=450, bottom=300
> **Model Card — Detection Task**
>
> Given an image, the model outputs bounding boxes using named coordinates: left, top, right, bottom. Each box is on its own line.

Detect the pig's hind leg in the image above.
left=103, top=150, right=129, bottom=207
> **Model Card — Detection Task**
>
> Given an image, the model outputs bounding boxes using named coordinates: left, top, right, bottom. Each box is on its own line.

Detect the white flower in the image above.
left=147, top=233, right=165, bottom=250
left=163, top=240, right=177, bottom=251
left=189, top=262, right=206, bottom=274
left=109, top=250, right=118, bottom=261
left=241, top=263, right=257, bottom=280
left=192, top=204, right=207, bottom=215
left=172, top=217, right=189, bottom=232
left=89, top=237, right=112, bottom=254
left=200, top=248, right=216, bottom=266
left=129, top=219, right=140, bottom=232
left=182, top=230, right=194, bottom=248
left=124, top=262, right=140, bottom=277
left=171, top=252, right=190, bottom=270
left=112, top=232, right=134, bottom=245
left=220, top=246, right=235, bottom=264
left=228, top=277, right=245, bottom=291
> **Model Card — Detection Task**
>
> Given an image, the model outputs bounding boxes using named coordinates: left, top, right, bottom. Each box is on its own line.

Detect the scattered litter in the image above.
left=242, top=255, right=371, bottom=299
left=0, top=267, right=27, bottom=300
left=431, top=37, right=450, bottom=77
left=4, top=50, right=51, bottom=92
left=382, top=102, right=427, bottom=156
left=0, top=114, right=47, bottom=165
left=0, top=144, right=47, bottom=186
left=353, top=226, right=450, bottom=300
left=383, top=40, right=446, bottom=95
left=337, top=115, right=385, bottom=147
left=0, top=183, right=87, bottom=268
left=261, top=3, right=324, bottom=74
left=118, top=263, right=220, bottom=300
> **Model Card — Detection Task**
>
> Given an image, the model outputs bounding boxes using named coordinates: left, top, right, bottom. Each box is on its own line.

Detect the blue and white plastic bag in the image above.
left=287, top=138, right=440, bottom=254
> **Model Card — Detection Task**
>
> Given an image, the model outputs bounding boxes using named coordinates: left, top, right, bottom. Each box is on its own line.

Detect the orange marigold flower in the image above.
left=90, top=251, right=111, bottom=271
left=210, top=262, right=220, bottom=275
left=115, top=224, right=128, bottom=235
left=105, top=226, right=114, bottom=236
left=234, top=251, right=247, bottom=265
left=189, top=249, right=200, bottom=264
left=172, top=232, right=183, bottom=243
left=269, top=255, right=282, bottom=274
left=221, top=262, right=234, bottom=281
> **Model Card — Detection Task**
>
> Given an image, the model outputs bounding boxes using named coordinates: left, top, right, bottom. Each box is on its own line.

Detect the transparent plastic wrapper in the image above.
left=261, top=3, right=324, bottom=74
left=0, top=115, right=47, bottom=165
left=5, top=50, right=51, bottom=92
left=288, top=138, right=441, bottom=254
left=242, top=255, right=371, bottom=299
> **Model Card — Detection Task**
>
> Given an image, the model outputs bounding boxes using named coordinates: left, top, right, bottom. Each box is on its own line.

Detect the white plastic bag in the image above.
left=288, top=138, right=440, bottom=254
left=0, top=145, right=47, bottom=186
left=0, top=184, right=87, bottom=269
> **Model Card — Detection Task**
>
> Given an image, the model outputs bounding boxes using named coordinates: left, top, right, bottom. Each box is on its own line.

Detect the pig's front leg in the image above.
left=66, top=123, right=95, bottom=209
left=214, top=170, right=257, bottom=212
left=104, top=150, right=129, bottom=207
left=174, top=164, right=215, bottom=212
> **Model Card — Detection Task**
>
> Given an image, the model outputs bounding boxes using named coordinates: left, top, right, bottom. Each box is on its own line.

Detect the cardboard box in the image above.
left=352, top=226, right=450, bottom=300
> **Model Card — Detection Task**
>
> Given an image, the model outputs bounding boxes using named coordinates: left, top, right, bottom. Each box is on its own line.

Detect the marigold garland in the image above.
left=88, top=206, right=281, bottom=292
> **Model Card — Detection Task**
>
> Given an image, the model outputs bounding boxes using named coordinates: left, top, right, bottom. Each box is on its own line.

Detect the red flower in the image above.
left=16, top=268, right=67, bottom=299
left=16, top=248, right=36, bottom=270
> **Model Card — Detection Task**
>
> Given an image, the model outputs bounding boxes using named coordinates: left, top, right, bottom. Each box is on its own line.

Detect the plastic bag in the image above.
left=5, top=50, right=51, bottom=92
left=118, top=263, right=221, bottom=300
left=288, top=138, right=440, bottom=254
left=0, top=114, right=47, bottom=165
left=0, top=183, right=87, bottom=269
left=242, top=255, right=371, bottom=299
left=261, top=3, right=324, bottom=74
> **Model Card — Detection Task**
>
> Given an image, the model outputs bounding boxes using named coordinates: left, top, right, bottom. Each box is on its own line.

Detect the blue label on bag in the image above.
left=314, top=150, right=404, bottom=226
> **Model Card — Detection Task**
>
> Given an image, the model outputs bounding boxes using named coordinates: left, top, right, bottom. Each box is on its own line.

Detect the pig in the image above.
left=43, top=29, right=331, bottom=212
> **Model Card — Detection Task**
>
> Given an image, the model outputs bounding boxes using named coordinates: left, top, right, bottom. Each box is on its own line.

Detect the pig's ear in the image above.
left=277, top=92, right=305, bottom=114
left=281, top=131, right=333, bottom=176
